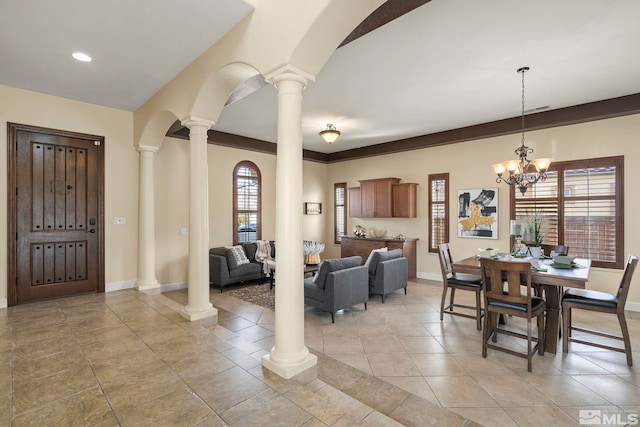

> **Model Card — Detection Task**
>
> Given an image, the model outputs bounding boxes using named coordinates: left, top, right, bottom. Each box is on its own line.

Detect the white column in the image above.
left=262, top=67, right=317, bottom=379
left=135, top=145, right=160, bottom=292
left=180, top=117, right=217, bottom=322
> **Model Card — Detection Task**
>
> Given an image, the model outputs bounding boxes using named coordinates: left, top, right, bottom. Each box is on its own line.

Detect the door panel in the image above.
left=10, top=125, right=103, bottom=304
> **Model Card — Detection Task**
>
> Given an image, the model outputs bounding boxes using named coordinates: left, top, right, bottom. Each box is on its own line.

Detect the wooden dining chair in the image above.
left=438, top=243, right=484, bottom=330
left=480, top=258, right=546, bottom=372
left=562, top=254, right=638, bottom=366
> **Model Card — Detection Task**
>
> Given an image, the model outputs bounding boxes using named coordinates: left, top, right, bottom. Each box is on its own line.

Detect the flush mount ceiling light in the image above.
left=491, top=67, right=552, bottom=195
left=72, top=52, right=92, bottom=62
left=319, top=123, right=340, bottom=144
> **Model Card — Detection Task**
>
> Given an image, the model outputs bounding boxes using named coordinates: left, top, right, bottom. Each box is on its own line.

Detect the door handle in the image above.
left=88, top=229, right=96, bottom=233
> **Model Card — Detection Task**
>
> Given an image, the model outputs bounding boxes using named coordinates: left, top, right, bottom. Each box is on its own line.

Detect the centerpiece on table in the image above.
left=303, top=240, right=325, bottom=265
left=524, top=212, right=545, bottom=259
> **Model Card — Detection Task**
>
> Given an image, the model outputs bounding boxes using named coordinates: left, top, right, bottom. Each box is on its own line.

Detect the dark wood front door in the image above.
left=8, top=123, right=104, bottom=305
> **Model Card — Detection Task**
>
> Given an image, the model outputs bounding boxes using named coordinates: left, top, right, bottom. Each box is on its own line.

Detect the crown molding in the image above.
left=165, top=92, right=640, bottom=163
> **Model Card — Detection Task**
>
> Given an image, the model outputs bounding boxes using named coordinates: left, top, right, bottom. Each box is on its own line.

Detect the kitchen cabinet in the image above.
left=359, top=178, right=399, bottom=218
left=392, top=183, right=417, bottom=218
left=350, top=178, right=417, bottom=218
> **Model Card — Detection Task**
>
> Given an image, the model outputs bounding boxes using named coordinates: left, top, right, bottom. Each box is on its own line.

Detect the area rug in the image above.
left=228, top=283, right=275, bottom=311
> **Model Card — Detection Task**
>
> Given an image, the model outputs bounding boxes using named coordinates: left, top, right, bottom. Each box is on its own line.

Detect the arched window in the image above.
left=233, top=161, right=261, bottom=245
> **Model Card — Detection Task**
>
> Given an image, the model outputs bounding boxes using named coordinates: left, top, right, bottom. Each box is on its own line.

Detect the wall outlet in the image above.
left=180, top=228, right=188, bottom=235
left=114, top=217, right=126, bottom=225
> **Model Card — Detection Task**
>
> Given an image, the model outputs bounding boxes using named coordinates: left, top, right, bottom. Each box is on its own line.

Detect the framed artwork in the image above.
left=457, top=188, right=498, bottom=239
left=304, top=202, right=322, bottom=215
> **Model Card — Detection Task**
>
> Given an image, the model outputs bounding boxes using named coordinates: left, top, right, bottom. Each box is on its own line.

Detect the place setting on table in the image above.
left=452, top=246, right=592, bottom=353
left=472, top=246, right=589, bottom=273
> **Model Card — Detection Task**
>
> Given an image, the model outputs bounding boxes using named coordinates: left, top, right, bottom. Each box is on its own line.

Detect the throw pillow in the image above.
left=364, top=247, right=388, bottom=267
left=225, top=245, right=249, bottom=270
left=242, top=242, right=258, bottom=262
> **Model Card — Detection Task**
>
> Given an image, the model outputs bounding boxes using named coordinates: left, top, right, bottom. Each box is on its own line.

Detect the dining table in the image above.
left=452, top=254, right=591, bottom=354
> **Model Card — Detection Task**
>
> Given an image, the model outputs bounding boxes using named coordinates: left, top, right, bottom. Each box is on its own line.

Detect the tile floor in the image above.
left=1, top=278, right=639, bottom=426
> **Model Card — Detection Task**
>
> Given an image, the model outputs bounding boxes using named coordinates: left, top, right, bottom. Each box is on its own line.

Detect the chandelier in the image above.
left=492, top=67, right=551, bottom=195
left=319, top=123, right=340, bottom=144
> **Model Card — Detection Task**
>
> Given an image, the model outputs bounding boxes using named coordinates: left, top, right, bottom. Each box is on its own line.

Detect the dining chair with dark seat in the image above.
left=438, top=243, right=484, bottom=330
left=562, top=254, right=638, bottom=366
left=480, top=257, right=546, bottom=372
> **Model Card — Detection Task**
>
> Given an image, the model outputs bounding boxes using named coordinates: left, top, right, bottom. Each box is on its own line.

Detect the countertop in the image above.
left=341, top=235, right=419, bottom=242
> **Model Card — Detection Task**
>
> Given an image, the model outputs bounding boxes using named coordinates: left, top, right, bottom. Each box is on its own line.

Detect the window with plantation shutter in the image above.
left=334, top=183, right=346, bottom=244
left=233, top=161, right=261, bottom=245
left=429, top=173, right=449, bottom=253
left=512, top=156, right=624, bottom=269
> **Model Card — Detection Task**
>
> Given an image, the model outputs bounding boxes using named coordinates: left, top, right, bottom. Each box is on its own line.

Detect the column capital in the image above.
left=136, top=144, right=159, bottom=154
left=180, top=116, right=215, bottom=129
left=265, top=64, right=315, bottom=88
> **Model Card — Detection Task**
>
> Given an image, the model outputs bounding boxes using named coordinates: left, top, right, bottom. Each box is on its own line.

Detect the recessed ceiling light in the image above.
left=72, top=52, right=92, bottom=62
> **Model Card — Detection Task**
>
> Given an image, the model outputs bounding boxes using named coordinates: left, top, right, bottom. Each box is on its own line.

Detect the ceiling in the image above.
left=2, top=0, right=639, bottom=155
left=0, top=0, right=254, bottom=111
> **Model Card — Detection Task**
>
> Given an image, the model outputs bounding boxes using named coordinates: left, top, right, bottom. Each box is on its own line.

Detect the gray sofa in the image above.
left=209, top=241, right=275, bottom=292
left=367, top=248, right=408, bottom=303
left=303, top=256, right=368, bottom=323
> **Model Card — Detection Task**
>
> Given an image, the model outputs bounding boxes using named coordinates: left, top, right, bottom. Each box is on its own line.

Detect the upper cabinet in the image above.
left=360, top=178, right=399, bottom=217
left=349, top=178, right=417, bottom=218
left=392, top=183, right=418, bottom=218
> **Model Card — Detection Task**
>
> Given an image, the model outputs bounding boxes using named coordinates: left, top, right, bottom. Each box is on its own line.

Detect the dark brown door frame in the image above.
left=7, top=123, right=105, bottom=306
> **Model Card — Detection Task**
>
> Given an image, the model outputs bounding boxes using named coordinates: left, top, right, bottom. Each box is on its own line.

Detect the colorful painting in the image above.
left=457, top=188, right=498, bottom=239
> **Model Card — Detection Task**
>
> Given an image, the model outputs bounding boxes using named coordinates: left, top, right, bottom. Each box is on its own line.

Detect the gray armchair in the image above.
left=304, top=256, right=368, bottom=323
left=367, top=248, right=408, bottom=303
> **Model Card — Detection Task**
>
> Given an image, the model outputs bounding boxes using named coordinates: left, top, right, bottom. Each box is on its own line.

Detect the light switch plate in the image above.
left=114, top=217, right=126, bottom=225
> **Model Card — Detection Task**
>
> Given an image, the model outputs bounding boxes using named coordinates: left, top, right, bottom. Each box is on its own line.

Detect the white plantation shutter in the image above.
left=234, top=162, right=261, bottom=244
left=335, top=183, right=346, bottom=243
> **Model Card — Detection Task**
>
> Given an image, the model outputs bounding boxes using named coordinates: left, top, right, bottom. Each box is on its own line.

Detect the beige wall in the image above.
left=326, top=114, right=640, bottom=309
left=153, top=136, right=329, bottom=285
left=0, top=85, right=139, bottom=305
left=3, top=84, right=638, bottom=309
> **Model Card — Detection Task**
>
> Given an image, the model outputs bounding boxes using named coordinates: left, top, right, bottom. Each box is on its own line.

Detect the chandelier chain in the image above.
left=491, top=66, right=551, bottom=195
left=521, top=67, right=526, bottom=147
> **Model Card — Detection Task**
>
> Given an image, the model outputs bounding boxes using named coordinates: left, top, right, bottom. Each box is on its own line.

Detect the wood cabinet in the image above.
left=392, top=183, right=417, bottom=218
left=349, top=178, right=417, bottom=218
left=347, top=187, right=361, bottom=218
left=359, top=178, right=399, bottom=218
left=341, top=236, right=418, bottom=278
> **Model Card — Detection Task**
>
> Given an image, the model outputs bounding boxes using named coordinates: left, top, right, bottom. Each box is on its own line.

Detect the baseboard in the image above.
left=106, top=279, right=136, bottom=292
left=106, top=279, right=189, bottom=294
left=625, top=301, right=640, bottom=313
left=0, top=298, right=7, bottom=309
left=416, top=272, right=442, bottom=281
left=161, top=281, right=188, bottom=292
